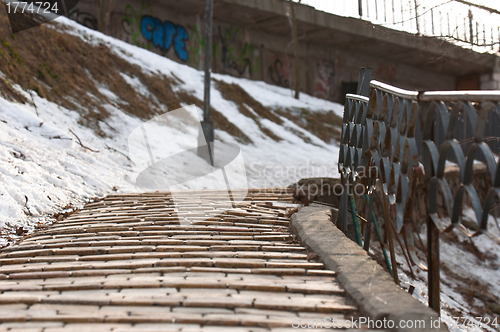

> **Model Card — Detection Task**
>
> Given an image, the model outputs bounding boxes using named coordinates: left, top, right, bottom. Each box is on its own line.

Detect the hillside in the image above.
left=0, top=11, right=343, bottom=246
left=1, top=9, right=500, bottom=332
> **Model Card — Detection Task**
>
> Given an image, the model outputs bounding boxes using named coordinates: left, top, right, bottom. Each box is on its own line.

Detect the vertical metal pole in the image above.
left=476, top=22, right=479, bottom=45
left=413, top=0, right=420, bottom=35
left=483, top=24, right=486, bottom=45
left=440, top=11, right=443, bottom=36
left=290, top=0, right=300, bottom=100
left=422, top=5, right=426, bottom=34
left=401, top=1, right=404, bottom=28
left=431, top=8, right=434, bottom=35
left=446, top=13, right=452, bottom=37
left=427, top=216, right=441, bottom=315
left=349, top=196, right=363, bottom=246
left=338, top=188, right=349, bottom=233
left=392, top=0, right=395, bottom=24
left=383, top=0, right=387, bottom=22
left=383, top=193, right=399, bottom=285
left=358, top=67, right=372, bottom=97
left=201, top=0, right=215, bottom=165
left=204, top=0, right=213, bottom=123
left=365, top=194, right=392, bottom=276
left=464, top=17, right=467, bottom=41
left=363, top=194, right=374, bottom=251
left=491, top=26, right=494, bottom=50
left=409, top=2, right=413, bottom=30
left=358, top=0, right=363, bottom=17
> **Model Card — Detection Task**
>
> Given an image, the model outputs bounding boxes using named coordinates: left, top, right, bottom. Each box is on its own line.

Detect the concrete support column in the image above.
left=480, top=57, right=500, bottom=90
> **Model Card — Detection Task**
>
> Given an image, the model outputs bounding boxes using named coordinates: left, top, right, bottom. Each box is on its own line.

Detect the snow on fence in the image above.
left=338, top=67, right=500, bottom=313
left=294, top=0, right=500, bottom=51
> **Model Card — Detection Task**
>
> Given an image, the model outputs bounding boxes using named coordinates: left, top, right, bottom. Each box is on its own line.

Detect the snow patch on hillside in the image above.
left=0, top=16, right=343, bottom=245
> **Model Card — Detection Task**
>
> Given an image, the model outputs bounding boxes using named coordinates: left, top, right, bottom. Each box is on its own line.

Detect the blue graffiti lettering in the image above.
left=140, top=16, right=155, bottom=41
left=140, top=15, right=189, bottom=62
left=152, top=18, right=165, bottom=48
left=165, top=21, right=176, bottom=51
left=174, top=26, right=189, bottom=62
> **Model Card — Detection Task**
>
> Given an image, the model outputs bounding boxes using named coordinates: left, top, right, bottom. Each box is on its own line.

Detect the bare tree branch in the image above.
left=69, top=129, right=100, bottom=153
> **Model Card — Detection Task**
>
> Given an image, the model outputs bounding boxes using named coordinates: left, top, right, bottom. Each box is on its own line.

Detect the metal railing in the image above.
left=338, top=68, right=500, bottom=313
left=294, top=0, right=500, bottom=51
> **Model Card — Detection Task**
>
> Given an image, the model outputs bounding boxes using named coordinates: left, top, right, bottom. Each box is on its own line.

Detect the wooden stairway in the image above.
left=0, top=189, right=358, bottom=331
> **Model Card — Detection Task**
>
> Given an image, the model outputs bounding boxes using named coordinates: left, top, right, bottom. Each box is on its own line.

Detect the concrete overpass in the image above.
left=71, top=0, right=500, bottom=103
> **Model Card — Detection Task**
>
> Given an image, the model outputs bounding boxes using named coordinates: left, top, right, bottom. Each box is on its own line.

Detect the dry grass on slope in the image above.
left=176, top=91, right=252, bottom=144
left=215, top=80, right=342, bottom=145
left=0, top=12, right=254, bottom=145
left=215, top=80, right=283, bottom=141
left=0, top=10, right=181, bottom=136
left=0, top=74, right=28, bottom=104
left=276, top=108, right=342, bottom=144
left=0, top=11, right=339, bottom=147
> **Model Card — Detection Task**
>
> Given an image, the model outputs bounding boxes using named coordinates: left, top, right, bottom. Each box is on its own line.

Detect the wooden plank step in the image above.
left=0, top=189, right=355, bottom=331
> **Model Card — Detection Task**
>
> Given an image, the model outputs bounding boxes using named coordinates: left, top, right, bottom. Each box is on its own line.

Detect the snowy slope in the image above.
left=0, top=16, right=343, bottom=245
left=393, top=222, right=500, bottom=332
left=1, top=14, right=499, bottom=332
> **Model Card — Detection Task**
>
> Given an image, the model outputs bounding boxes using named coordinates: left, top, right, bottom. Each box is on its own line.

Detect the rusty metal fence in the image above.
left=338, top=68, right=500, bottom=313
left=295, top=0, right=500, bottom=51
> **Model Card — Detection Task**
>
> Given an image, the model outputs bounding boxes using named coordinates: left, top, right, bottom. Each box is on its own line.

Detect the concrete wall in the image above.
left=68, top=0, right=478, bottom=104
left=480, top=58, right=500, bottom=90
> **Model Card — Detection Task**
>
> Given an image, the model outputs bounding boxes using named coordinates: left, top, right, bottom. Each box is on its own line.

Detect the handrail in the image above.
left=345, top=94, right=369, bottom=103
left=369, top=81, right=418, bottom=100
left=340, top=73, right=500, bottom=316
left=370, top=80, right=500, bottom=102
left=420, top=90, right=500, bottom=102
left=453, top=0, right=500, bottom=15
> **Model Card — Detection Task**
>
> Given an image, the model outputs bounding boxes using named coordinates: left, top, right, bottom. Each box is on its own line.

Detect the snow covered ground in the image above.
left=378, top=211, right=500, bottom=332
left=2, top=12, right=498, bottom=332
left=0, top=16, right=343, bottom=246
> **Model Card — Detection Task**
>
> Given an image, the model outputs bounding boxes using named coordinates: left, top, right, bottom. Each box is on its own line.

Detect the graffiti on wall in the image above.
left=314, top=61, right=335, bottom=100
left=122, top=3, right=153, bottom=50
left=268, top=54, right=293, bottom=88
left=218, top=26, right=260, bottom=77
left=68, top=9, right=98, bottom=30
left=122, top=4, right=189, bottom=62
left=117, top=4, right=342, bottom=100
left=140, top=16, right=189, bottom=62
left=187, top=24, right=205, bottom=69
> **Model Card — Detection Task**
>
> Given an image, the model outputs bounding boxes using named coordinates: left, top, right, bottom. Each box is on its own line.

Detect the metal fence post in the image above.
left=414, top=0, right=420, bottom=34
left=338, top=67, right=372, bottom=236
left=363, top=194, right=374, bottom=250
left=431, top=8, right=434, bottom=35
left=338, top=188, right=349, bottom=233
left=357, top=67, right=372, bottom=97
left=201, top=0, right=215, bottom=166
left=428, top=216, right=441, bottom=315
left=469, top=8, right=474, bottom=44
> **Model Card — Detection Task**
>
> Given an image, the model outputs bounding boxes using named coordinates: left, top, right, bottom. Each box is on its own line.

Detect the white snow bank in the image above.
left=0, top=15, right=344, bottom=245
